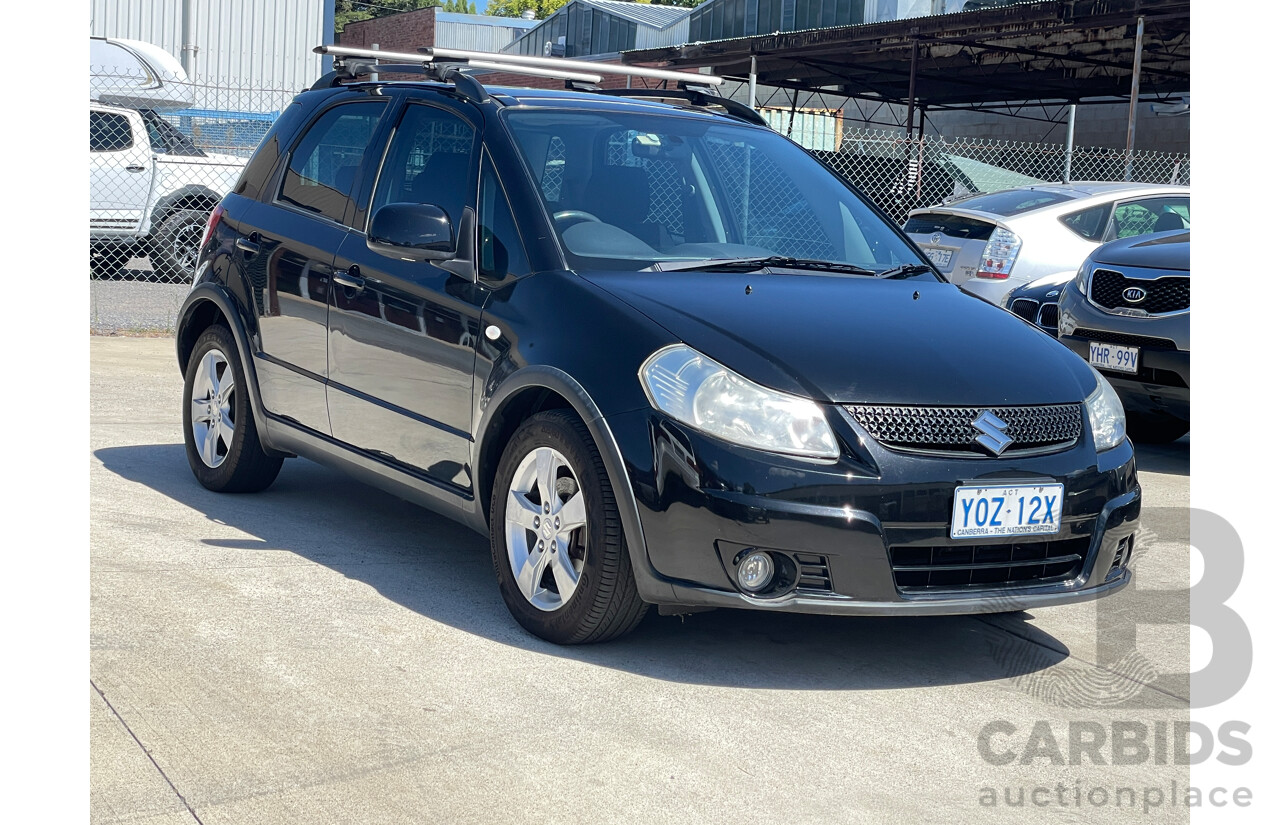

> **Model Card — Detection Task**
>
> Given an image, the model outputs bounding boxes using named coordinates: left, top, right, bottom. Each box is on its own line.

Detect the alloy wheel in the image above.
left=503, top=446, right=588, bottom=611
left=189, top=348, right=235, bottom=469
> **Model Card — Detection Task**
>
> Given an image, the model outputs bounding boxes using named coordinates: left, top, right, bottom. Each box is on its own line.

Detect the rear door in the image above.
left=244, top=98, right=388, bottom=435
left=326, top=98, right=486, bottom=490
left=90, top=106, right=153, bottom=235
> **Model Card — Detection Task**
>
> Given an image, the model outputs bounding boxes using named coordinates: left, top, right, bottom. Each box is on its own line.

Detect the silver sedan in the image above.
left=904, top=182, right=1190, bottom=305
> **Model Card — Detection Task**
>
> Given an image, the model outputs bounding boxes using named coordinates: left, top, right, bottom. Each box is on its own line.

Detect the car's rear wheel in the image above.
left=490, top=410, right=648, bottom=644
left=182, top=325, right=283, bottom=492
left=1126, top=411, right=1189, bottom=444
left=149, top=208, right=207, bottom=282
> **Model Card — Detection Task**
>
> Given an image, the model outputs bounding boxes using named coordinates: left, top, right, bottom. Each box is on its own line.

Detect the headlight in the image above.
left=640, top=344, right=840, bottom=459
left=1085, top=369, right=1126, bottom=451
left=1072, top=262, right=1090, bottom=295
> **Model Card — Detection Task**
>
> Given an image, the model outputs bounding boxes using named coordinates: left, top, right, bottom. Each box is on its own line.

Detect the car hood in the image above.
left=1092, top=230, right=1189, bottom=271
left=580, top=270, right=1096, bottom=406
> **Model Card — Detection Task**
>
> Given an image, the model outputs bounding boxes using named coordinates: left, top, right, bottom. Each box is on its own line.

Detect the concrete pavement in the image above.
left=91, top=336, right=1193, bottom=824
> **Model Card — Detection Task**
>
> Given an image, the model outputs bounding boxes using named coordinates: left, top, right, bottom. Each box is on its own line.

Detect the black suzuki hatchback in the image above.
left=177, top=50, right=1139, bottom=644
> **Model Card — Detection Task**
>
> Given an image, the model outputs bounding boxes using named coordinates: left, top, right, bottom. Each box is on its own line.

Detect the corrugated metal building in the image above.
left=436, top=12, right=540, bottom=52
left=89, top=0, right=334, bottom=95
left=505, top=0, right=691, bottom=58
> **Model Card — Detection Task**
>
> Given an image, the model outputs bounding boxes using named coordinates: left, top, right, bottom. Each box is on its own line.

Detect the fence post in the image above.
left=1124, top=15, right=1145, bottom=181
left=748, top=56, right=757, bottom=110
left=1063, top=104, right=1076, bottom=183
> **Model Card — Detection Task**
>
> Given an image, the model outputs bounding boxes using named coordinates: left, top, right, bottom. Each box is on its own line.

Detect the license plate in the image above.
left=923, top=248, right=953, bottom=268
left=950, top=483, right=1064, bottom=539
left=1088, top=341, right=1139, bottom=374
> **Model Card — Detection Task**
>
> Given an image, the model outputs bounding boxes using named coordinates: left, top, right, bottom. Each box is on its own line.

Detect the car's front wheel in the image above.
left=182, top=325, right=283, bottom=492
left=490, top=410, right=649, bottom=644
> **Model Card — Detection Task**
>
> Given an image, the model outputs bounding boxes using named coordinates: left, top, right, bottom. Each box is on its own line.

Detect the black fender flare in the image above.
left=149, top=185, right=223, bottom=232
left=176, top=282, right=286, bottom=457
left=476, top=366, right=677, bottom=604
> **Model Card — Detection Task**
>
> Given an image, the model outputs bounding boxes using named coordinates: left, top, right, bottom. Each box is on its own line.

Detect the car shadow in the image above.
left=1134, top=434, right=1189, bottom=477
left=95, top=443, right=1072, bottom=691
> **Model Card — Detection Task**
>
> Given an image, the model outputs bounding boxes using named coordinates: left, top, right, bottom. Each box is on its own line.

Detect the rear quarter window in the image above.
left=1060, top=203, right=1112, bottom=241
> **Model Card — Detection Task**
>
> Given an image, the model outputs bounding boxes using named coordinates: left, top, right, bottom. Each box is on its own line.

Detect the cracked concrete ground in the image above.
left=91, top=336, right=1192, bottom=824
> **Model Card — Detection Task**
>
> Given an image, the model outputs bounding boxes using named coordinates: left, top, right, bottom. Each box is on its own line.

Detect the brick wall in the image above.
left=339, top=7, right=437, bottom=52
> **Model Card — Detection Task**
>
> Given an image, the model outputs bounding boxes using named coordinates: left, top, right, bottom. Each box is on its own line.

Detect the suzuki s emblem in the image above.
left=972, top=411, right=1014, bottom=456
left=930, top=233, right=942, bottom=245
left=1122, top=286, right=1147, bottom=303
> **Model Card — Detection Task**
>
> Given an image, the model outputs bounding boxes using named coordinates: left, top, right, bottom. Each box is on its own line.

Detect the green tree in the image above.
left=486, top=0, right=570, bottom=19
left=440, top=0, right=479, bottom=12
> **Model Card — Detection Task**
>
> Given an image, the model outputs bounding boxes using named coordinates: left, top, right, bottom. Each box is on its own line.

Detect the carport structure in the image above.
left=626, top=0, right=1190, bottom=145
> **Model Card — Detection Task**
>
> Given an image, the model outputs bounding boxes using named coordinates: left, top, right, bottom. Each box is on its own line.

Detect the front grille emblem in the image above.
left=972, top=411, right=1014, bottom=456
left=1122, top=286, right=1147, bottom=303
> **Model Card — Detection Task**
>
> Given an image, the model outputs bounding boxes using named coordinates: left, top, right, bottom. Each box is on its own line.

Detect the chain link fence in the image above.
left=90, top=69, right=1190, bottom=332
left=765, top=113, right=1192, bottom=223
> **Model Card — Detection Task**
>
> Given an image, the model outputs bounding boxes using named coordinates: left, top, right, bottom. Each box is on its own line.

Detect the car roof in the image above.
left=910, top=181, right=1190, bottom=222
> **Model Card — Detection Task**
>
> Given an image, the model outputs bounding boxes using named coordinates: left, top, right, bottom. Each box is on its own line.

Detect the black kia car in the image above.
left=176, top=50, right=1139, bottom=644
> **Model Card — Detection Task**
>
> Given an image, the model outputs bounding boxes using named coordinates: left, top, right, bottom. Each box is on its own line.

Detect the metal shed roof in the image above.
left=579, top=0, right=692, bottom=30
left=626, top=0, right=1189, bottom=110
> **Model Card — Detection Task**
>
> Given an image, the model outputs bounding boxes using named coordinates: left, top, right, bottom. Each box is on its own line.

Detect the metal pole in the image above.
left=786, top=88, right=799, bottom=138
left=1063, top=103, right=1077, bottom=183
left=1124, top=15, right=1145, bottom=181
left=371, top=44, right=379, bottom=83
left=181, top=0, right=197, bottom=78
left=748, top=55, right=757, bottom=110
left=905, top=38, right=919, bottom=139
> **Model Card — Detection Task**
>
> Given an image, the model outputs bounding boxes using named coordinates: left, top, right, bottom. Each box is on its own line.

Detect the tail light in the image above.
left=200, top=203, right=226, bottom=250
left=976, top=227, right=1021, bottom=279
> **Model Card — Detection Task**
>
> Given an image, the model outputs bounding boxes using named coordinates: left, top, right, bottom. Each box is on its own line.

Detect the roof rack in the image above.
left=313, top=44, right=722, bottom=89
left=591, top=87, right=768, bottom=127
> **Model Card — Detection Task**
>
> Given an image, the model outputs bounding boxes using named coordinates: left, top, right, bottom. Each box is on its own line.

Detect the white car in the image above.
left=903, top=182, right=1191, bottom=305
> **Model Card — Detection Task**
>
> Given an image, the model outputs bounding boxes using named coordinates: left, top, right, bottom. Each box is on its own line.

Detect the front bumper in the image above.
left=1057, top=290, right=1190, bottom=421
left=605, top=406, right=1140, bottom=615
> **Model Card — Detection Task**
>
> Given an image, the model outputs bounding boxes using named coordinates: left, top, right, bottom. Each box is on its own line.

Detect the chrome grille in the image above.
left=846, top=404, right=1083, bottom=455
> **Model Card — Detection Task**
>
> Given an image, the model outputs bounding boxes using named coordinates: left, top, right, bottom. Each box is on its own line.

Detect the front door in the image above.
left=327, top=100, right=486, bottom=490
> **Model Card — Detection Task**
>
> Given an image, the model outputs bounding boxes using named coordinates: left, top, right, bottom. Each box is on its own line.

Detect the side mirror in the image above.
left=367, top=203, right=455, bottom=261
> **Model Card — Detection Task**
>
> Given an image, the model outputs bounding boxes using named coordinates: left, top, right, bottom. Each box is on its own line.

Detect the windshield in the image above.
left=504, top=109, right=929, bottom=274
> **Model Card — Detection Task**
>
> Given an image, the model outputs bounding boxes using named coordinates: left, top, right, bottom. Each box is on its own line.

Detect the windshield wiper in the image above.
left=649, top=256, right=877, bottom=275
left=875, top=263, right=936, bottom=279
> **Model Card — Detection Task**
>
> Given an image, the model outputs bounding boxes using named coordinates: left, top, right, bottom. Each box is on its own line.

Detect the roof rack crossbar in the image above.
left=312, top=44, right=720, bottom=88
left=418, top=46, right=723, bottom=87
left=314, top=45, right=603, bottom=85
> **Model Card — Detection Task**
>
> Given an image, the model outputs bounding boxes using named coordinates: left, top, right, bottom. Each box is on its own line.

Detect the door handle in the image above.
left=126, top=165, right=147, bottom=173
left=333, top=267, right=364, bottom=291
left=235, top=235, right=260, bottom=256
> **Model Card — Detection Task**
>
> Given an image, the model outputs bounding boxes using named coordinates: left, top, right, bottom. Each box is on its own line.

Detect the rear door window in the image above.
left=1109, top=196, right=1190, bottom=239
left=279, top=101, right=386, bottom=225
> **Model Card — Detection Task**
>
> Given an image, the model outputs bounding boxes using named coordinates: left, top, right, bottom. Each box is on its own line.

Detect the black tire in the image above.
left=1126, top=411, right=1189, bottom=444
left=182, top=325, right=283, bottom=493
left=490, top=410, right=649, bottom=644
left=148, top=208, right=207, bottom=282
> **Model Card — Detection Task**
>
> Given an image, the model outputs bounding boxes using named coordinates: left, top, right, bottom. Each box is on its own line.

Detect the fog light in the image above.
left=737, top=551, right=775, bottom=593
